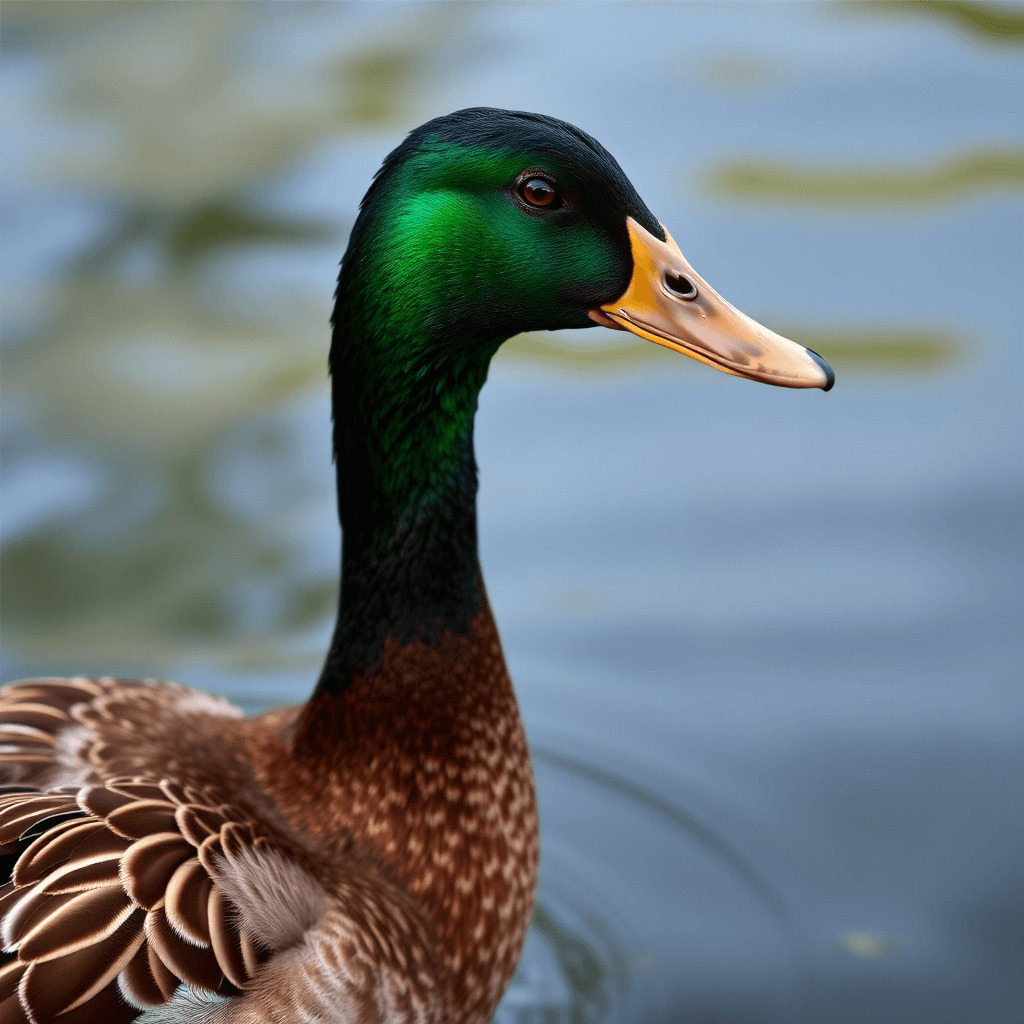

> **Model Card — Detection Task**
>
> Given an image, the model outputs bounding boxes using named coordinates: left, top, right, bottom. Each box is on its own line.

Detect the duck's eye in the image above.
left=520, top=178, right=559, bottom=208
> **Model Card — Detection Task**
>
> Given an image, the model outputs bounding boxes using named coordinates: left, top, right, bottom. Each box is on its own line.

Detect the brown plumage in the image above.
left=0, top=602, right=538, bottom=1023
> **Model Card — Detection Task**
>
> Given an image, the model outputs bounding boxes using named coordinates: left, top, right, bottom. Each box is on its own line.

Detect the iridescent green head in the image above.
left=334, top=107, right=663, bottom=351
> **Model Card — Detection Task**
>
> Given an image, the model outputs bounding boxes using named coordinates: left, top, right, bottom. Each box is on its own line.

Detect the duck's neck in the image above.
left=314, top=226, right=508, bottom=694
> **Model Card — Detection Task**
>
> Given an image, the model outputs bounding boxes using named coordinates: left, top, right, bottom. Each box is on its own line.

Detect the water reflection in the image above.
left=2, top=2, right=1022, bottom=1022
left=854, top=0, right=1024, bottom=42
left=77, top=201, right=332, bottom=275
left=498, top=902, right=624, bottom=1024
left=711, top=149, right=1024, bottom=206
left=499, top=329, right=961, bottom=374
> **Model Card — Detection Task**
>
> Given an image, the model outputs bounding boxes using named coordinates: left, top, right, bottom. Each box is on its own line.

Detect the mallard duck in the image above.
left=0, top=108, right=832, bottom=1024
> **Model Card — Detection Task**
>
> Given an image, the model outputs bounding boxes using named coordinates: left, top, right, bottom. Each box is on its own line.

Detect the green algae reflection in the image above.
left=792, top=331, right=959, bottom=371
left=711, top=149, right=1024, bottom=207
left=853, top=1, right=1024, bottom=43
left=497, top=330, right=959, bottom=375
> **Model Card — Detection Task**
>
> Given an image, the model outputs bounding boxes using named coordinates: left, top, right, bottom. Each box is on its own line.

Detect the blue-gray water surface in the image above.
left=1, top=3, right=1022, bottom=1022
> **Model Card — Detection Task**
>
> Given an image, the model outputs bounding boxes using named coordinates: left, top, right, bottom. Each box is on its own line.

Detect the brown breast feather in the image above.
left=269, top=605, right=540, bottom=1023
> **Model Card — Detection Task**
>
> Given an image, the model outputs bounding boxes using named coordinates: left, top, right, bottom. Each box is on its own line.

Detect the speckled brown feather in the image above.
left=0, top=601, right=537, bottom=1023
left=266, top=600, right=540, bottom=1021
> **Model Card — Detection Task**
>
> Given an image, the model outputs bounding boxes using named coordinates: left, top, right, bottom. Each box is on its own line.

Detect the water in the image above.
left=2, top=3, right=1022, bottom=1021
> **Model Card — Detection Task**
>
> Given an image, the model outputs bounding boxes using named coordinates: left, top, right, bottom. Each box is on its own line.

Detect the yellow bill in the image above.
left=590, top=217, right=834, bottom=390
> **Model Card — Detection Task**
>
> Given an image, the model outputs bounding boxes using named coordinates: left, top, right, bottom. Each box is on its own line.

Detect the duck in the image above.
left=0, top=108, right=833, bottom=1024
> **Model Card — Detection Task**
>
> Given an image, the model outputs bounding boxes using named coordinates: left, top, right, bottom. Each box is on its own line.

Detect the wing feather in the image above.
left=0, top=725, right=56, bottom=748
left=0, top=705, right=71, bottom=732
left=20, top=909, right=144, bottom=1017
left=0, top=798, right=79, bottom=844
left=121, top=833, right=195, bottom=909
left=0, top=680, right=104, bottom=710
left=15, top=821, right=127, bottom=886
left=145, top=906, right=223, bottom=993
left=18, top=885, right=135, bottom=962
left=0, top=754, right=50, bottom=769
left=164, top=858, right=212, bottom=946
left=160, top=780, right=190, bottom=805
left=17, top=810, right=87, bottom=845
left=36, top=851, right=122, bottom=895
left=197, top=830, right=226, bottom=876
left=0, top=959, right=27, bottom=1003
left=206, top=884, right=249, bottom=989
left=0, top=887, right=19, bottom=924
left=146, top=939, right=180, bottom=1000
left=0, top=779, right=327, bottom=1021
left=79, top=786, right=134, bottom=818
left=108, top=781, right=172, bottom=804
left=3, top=890, right=80, bottom=949
left=47, top=979, right=138, bottom=1024
left=175, top=804, right=225, bottom=845
left=0, top=993, right=30, bottom=1023
left=118, top=940, right=165, bottom=1009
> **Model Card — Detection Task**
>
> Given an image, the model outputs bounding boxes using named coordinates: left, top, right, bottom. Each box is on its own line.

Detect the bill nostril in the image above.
left=664, top=273, right=697, bottom=300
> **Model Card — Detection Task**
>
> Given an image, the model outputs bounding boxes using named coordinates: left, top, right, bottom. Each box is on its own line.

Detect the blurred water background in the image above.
left=2, top=2, right=1022, bottom=1022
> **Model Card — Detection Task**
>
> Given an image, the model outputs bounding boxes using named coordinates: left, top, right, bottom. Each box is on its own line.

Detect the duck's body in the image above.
left=0, top=600, right=531, bottom=1022
left=0, top=109, right=832, bottom=1023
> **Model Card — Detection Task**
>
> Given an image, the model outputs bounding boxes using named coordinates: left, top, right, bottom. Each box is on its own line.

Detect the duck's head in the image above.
left=326, top=108, right=833, bottom=675
left=334, top=106, right=833, bottom=393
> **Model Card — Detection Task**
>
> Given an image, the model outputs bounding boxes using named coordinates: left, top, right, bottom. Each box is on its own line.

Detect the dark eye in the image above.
left=519, top=177, right=559, bottom=208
